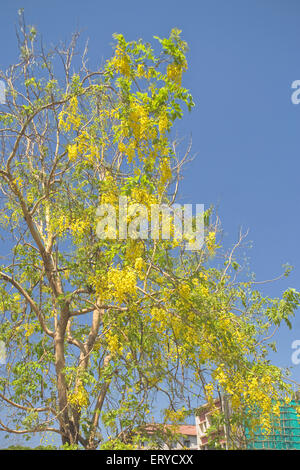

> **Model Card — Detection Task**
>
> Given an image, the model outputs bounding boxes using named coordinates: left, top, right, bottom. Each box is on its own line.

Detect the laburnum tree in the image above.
left=0, top=15, right=299, bottom=450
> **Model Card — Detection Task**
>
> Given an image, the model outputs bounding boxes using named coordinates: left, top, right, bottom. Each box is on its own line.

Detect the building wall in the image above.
left=195, top=399, right=227, bottom=449
left=171, top=433, right=198, bottom=450
left=139, top=425, right=199, bottom=450
left=246, top=400, right=300, bottom=450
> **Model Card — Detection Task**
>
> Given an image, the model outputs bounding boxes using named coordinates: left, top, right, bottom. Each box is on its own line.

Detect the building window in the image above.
left=183, top=440, right=190, bottom=448
left=199, top=422, right=206, bottom=434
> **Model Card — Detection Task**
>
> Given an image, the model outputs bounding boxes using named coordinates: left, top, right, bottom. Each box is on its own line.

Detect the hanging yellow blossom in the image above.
left=68, top=383, right=89, bottom=410
left=167, top=62, right=186, bottom=86
left=68, top=144, right=77, bottom=161
left=158, top=112, right=169, bottom=135
left=107, top=267, right=137, bottom=303
left=160, top=159, right=172, bottom=185
left=112, top=45, right=131, bottom=77
left=206, top=231, right=216, bottom=254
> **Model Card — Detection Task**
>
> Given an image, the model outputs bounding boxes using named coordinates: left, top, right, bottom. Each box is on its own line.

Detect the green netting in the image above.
left=246, top=400, right=300, bottom=450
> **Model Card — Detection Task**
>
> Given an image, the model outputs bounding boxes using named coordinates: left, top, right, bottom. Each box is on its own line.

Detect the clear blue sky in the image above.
left=0, top=0, right=300, bottom=446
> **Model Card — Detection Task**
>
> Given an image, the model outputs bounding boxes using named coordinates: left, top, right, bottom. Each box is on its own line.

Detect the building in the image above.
left=138, top=423, right=198, bottom=449
left=174, top=425, right=198, bottom=449
left=195, top=397, right=228, bottom=449
left=195, top=393, right=300, bottom=450
left=246, top=399, right=300, bottom=450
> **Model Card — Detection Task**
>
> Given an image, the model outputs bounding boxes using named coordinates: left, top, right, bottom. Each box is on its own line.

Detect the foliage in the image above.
left=0, top=14, right=299, bottom=449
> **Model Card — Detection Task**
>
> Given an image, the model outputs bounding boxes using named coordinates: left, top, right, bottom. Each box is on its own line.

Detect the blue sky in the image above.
left=0, top=0, right=300, bottom=446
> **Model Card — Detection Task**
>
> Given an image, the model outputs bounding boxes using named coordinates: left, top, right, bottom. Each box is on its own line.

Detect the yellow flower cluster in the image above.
left=118, top=139, right=136, bottom=163
left=167, top=62, right=185, bottom=86
left=134, top=256, right=146, bottom=274
left=48, top=209, right=73, bottom=238
left=128, top=103, right=149, bottom=141
left=272, top=402, right=281, bottom=417
left=69, top=218, right=89, bottom=242
left=68, top=131, right=99, bottom=164
left=24, top=323, right=36, bottom=339
left=204, top=383, right=215, bottom=403
left=151, top=307, right=165, bottom=324
left=105, top=329, right=124, bottom=355
left=68, top=383, right=89, bottom=410
left=160, top=159, right=172, bottom=185
left=68, top=143, right=77, bottom=161
left=206, top=231, right=216, bottom=254
left=199, top=285, right=209, bottom=297
left=14, top=176, right=23, bottom=189
left=112, top=45, right=131, bottom=77
left=158, top=112, right=169, bottom=135
left=130, top=187, right=157, bottom=207
left=118, top=141, right=126, bottom=153
left=100, top=175, right=119, bottom=206
left=164, top=406, right=187, bottom=424
left=125, top=240, right=144, bottom=262
left=211, top=362, right=289, bottom=436
left=136, top=64, right=145, bottom=78
left=213, top=364, right=227, bottom=386
left=59, top=96, right=82, bottom=132
left=107, top=267, right=137, bottom=303
left=178, top=283, right=191, bottom=299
